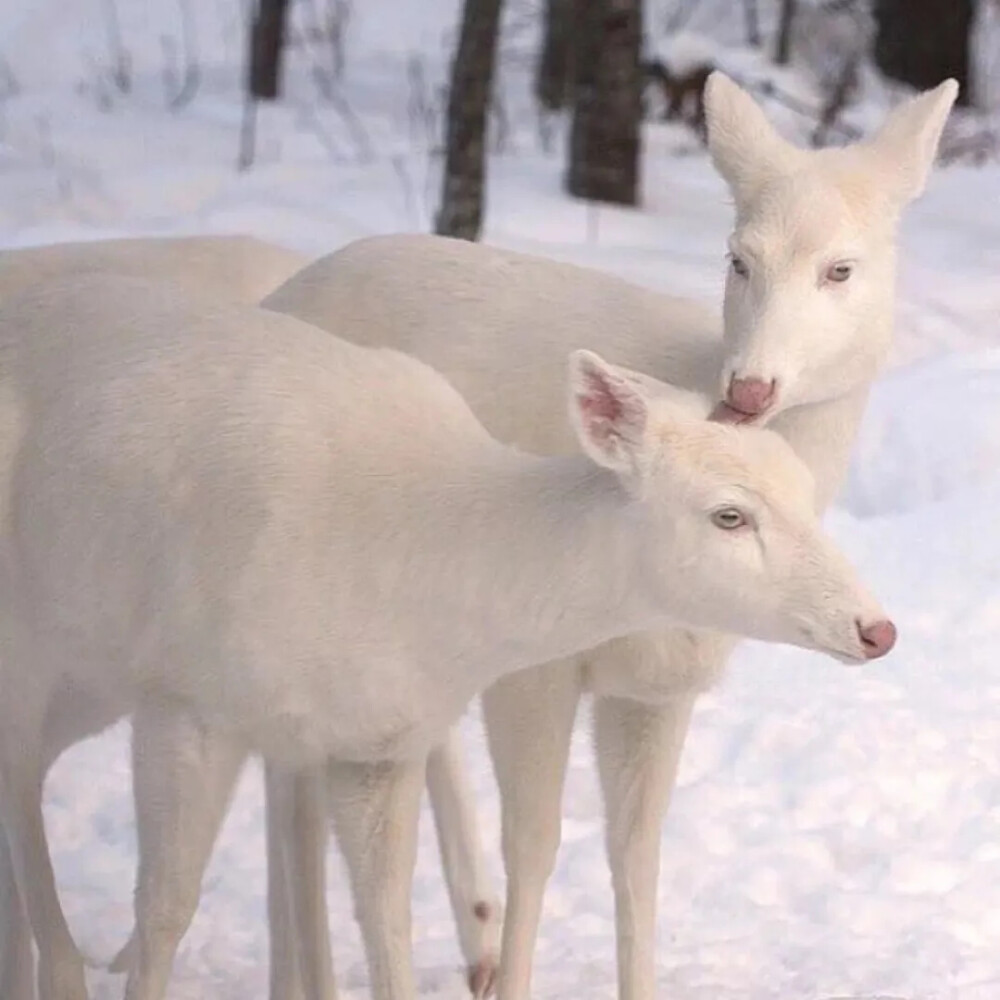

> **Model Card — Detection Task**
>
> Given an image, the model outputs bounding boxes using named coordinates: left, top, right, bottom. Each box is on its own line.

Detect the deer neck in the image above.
left=769, top=383, right=872, bottom=512
left=408, top=453, right=658, bottom=693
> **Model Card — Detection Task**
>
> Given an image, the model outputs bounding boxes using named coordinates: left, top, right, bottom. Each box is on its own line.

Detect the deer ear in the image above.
left=705, top=72, right=803, bottom=204
left=568, top=350, right=650, bottom=477
left=863, top=78, right=959, bottom=206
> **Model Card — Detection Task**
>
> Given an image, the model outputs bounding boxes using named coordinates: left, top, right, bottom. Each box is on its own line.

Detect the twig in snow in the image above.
left=168, top=0, right=202, bottom=111
left=238, top=93, right=258, bottom=169
left=752, top=77, right=862, bottom=142
left=390, top=153, right=425, bottom=230
left=102, top=0, right=133, bottom=93
left=36, top=115, right=73, bottom=201
left=0, top=54, right=20, bottom=100
left=664, top=0, right=705, bottom=35
left=325, top=86, right=375, bottom=163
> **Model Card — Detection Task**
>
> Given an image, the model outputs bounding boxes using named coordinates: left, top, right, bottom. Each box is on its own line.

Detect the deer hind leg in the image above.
left=482, top=661, right=581, bottom=1000
left=326, top=757, right=425, bottom=1000
left=592, top=691, right=697, bottom=1000
left=0, top=821, right=37, bottom=1000
left=0, top=686, right=87, bottom=1000
left=1, top=677, right=130, bottom=1000
left=425, top=727, right=501, bottom=997
left=265, top=760, right=337, bottom=1000
left=123, top=698, right=246, bottom=1000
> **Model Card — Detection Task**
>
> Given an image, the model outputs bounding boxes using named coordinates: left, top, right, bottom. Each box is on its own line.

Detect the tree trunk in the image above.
left=535, top=0, right=576, bottom=111
left=249, top=0, right=291, bottom=101
left=774, top=0, right=796, bottom=65
left=874, top=0, right=974, bottom=106
left=435, top=0, right=504, bottom=241
left=566, top=0, right=643, bottom=207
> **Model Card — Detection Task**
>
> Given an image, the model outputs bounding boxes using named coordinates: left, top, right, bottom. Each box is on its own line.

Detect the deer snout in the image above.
left=727, top=376, right=777, bottom=416
left=856, top=618, right=897, bottom=660
left=710, top=376, right=779, bottom=424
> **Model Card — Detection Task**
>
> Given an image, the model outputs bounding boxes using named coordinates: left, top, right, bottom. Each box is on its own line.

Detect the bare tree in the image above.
left=775, top=0, right=797, bottom=65
left=566, top=0, right=643, bottom=206
left=435, top=0, right=504, bottom=241
left=535, top=0, right=576, bottom=111
left=249, top=0, right=291, bottom=100
left=241, top=0, right=291, bottom=170
left=874, top=0, right=974, bottom=105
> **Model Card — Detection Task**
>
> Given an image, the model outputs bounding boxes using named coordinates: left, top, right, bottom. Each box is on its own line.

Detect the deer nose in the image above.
left=726, top=376, right=777, bottom=416
left=857, top=619, right=897, bottom=660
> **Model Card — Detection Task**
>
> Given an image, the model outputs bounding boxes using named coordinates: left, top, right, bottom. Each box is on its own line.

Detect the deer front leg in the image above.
left=265, top=760, right=337, bottom=1000
left=0, top=683, right=86, bottom=1000
left=0, top=820, right=38, bottom=1000
left=124, top=699, right=246, bottom=1000
left=326, top=757, right=425, bottom=1000
left=426, top=728, right=501, bottom=997
left=592, top=691, right=697, bottom=1000
left=0, top=809, right=37, bottom=1000
left=482, top=661, right=581, bottom=1000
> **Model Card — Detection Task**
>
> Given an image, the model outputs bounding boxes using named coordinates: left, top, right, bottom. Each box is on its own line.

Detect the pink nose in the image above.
left=726, top=376, right=777, bottom=416
left=857, top=619, right=897, bottom=660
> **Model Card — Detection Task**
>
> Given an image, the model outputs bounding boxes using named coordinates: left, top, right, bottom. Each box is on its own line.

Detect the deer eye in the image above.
left=710, top=506, right=747, bottom=530
left=728, top=254, right=749, bottom=278
left=824, top=261, right=853, bottom=284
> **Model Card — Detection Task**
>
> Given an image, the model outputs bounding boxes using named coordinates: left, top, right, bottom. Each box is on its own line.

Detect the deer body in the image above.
left=0, top=231, right=502, bottom=1000
left=0, top=234, right=308, bottom=305
left=0, top=272, right=891, bottom=1000
left=258, top=74, right=957, bottom=1000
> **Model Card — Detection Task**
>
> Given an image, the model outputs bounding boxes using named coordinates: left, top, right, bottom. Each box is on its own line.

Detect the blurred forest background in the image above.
left=2, top=0, right=997, bottom=248
left=235, top=0, right=996, bottom=239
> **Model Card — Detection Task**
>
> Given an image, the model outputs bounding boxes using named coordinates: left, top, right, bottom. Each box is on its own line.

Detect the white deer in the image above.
left=0, top=273, right=892, bottom=1000
left=0, top=234, right=307, bottom=305
left=254, top=73, right=956, bottom=1000
left=0, top=234, right=505, bottom=1000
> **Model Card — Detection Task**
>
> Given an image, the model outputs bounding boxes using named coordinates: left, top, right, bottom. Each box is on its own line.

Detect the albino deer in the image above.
left=0, top=234, right=506, bottom=1000
left=0, top=234, right=308, bottom=305
left=255, top=73, right=956, bottom=1000
left=0, top=272, right=893, bottom=1000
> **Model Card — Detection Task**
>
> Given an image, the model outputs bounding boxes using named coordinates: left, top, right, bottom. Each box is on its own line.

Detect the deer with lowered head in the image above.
left=0, top=268, right=895, bottom=1000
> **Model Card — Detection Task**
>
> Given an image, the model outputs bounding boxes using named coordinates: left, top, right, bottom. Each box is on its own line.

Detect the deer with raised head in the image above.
left=255, top=73, right=955, bottom=1000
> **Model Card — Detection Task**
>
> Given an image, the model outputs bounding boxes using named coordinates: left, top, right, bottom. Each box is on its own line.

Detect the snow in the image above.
left=649, top=31, right=723, bottom=78
left=3, top=1, right=1000, bottom=998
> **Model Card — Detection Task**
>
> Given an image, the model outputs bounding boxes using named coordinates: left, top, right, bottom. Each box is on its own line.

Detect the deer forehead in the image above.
left=734, top=166, right=889, bottom=266
left=650, top=422, right=815, bottom=508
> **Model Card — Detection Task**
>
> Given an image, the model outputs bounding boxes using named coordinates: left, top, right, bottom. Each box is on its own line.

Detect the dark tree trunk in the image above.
left=535, top=0, right=577, bottom=111
left=874, top=0, right=974, bottom=106
left=774, top=0, right=796, bottom=65
left=249, top=0, right=291, bottom=100
left=435, top=0, right=504, bottom=241
left=566, top=0, right=643, bottom=207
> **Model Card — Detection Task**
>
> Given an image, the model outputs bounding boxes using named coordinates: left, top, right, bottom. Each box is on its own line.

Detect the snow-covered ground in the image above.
left=3, top=1, right=1000, bottom=998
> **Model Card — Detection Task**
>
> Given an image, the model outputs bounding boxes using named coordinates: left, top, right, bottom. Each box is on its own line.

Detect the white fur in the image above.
left=0, top=233, right=504, bottom=1000
left=0, top=232, right=315, bottom=1000
left=0, top=235, right=308, bottom=305
left=0, top=271, right=888, bottom=1000
left=257, top=75, right=957, bottom=1000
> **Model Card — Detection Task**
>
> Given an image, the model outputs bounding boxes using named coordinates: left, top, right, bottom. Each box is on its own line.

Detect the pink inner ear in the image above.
left=578, top=368, right=624, bottom=422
